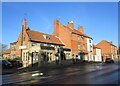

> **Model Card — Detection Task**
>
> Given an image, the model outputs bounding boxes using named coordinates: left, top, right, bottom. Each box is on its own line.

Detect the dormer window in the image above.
left=46, top=35, right=50, bottom=40
left=43, top=35, right=50, bottom=40
left=11, top=44, right=16, bottom=50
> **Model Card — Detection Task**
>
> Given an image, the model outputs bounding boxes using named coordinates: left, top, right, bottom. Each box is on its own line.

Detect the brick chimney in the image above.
left=110, top=41, right=113, bottom=44
left=53, top=19, right=59, bottom=36
left=22, top=18, right=27, bottom=33
left=67, top=21, right=74, bottom=29
left=78, top=26, right=84, bottom=33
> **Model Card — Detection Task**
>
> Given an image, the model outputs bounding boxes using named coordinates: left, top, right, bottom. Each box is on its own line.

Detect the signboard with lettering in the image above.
left=19, top=46, right=26, bottom=49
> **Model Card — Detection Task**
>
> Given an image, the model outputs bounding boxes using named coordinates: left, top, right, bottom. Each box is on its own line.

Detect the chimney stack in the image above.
left=53, top=19, right=59, bottom=36
left=67, top=21, right=74, bottom=29
left=110, top=41, right=113, bottom=44
left=22, top=18, right=27, bottom=28
left=22, top=18, right=27, bottom=33
left=78, top=26, right=84, bottom=33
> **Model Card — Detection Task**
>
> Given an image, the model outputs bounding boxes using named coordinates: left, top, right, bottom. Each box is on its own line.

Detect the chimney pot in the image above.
left=67, top=21, right=74, bottom=29
left=78, top=26, right=84, bottom=33
left=110, top=41, right=113, bottom=44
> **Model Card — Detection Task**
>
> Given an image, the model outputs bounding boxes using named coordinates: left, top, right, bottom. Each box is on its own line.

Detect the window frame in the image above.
left=78, top=44, right=80, bottom=50
left=78, top=35, right=81, bottom=40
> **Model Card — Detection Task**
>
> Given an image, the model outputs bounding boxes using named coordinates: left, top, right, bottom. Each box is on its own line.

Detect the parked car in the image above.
left=105, top=58, right=114, bottom=63
left=8, top=60, right=22, bottom=67
left=1, top=59, right=13, bottom=68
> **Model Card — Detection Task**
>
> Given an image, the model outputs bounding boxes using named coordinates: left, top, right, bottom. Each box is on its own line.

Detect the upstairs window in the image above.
left=43, top=35, right=50, bottom=40
left=32, top=42, right=37, bottom=46
left=81, top=36, right=84, bottom=41
left=78, top=35, right=81, bottom=40
left=89, top=39, right=91, bottom=43
left=11, top=44, right=16, bottom=50
left=90, top=45, right=93, bottom=52
left=78, top=44, right=80, bottom=50
left=46, top=35, right=50, bottom=40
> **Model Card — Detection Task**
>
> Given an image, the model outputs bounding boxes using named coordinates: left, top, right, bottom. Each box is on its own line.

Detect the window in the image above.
left=78, top=44, right=80, bottom=50
left=81, top=36, right=84, bottom=41
left=40, top=43, right=44, bottom=46
left=89, top=39, right=91, bottom=43
left=78, top=35, right=80, bottom=40
left=47, top=44, right=51, bottom=47
left=43, top=35, right=50, bottom=40
left=46, top=35, right=50, bottom=40
left=11, top=44, right=16, bottom=50
left=90, top=45, right=92, bottom=52
left=32, top=42, right=37, bottom=46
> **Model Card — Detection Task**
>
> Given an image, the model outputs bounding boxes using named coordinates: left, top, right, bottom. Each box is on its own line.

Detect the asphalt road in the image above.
left=2, top=62, right=120, bottom=85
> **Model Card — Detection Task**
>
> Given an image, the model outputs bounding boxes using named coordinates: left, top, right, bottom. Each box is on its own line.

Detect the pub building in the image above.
left=5, top=19, right=65, bottom=67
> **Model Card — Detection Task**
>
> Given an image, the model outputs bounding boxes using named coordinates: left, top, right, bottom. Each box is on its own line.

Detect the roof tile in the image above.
left=27, top=30, right=64, bottom=45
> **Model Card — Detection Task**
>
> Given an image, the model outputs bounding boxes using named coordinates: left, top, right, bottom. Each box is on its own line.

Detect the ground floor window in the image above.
left=65, top=53, right=70, bottom=59
left=32, top=52, right=38, bottom=64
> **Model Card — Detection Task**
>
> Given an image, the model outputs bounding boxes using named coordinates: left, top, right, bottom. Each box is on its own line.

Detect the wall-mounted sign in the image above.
left=19, top=45, right=26, bottom=49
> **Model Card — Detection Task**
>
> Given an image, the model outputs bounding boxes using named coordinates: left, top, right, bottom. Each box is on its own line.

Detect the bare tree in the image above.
left=0, top=43, right=8, bottom=58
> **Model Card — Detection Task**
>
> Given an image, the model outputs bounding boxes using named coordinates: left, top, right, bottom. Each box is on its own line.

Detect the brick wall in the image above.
left=10, top=19, right=29, bottom=58
left=53, top=19, right=88, bottom=55
left=96, top=40, right=111, bottom=56
left=96, top=40, right=118, bottom=61
left=53, top=20, right=71, bottom=49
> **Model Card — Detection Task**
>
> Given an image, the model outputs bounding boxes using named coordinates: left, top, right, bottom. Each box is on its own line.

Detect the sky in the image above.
left=2, top=2, right=118, bottom=48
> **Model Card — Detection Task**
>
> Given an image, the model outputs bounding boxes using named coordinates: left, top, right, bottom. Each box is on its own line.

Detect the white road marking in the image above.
left=32, top=73, right=43, bottom=77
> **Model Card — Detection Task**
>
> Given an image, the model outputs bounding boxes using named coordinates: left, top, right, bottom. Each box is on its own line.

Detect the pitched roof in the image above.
left=93, top=46, right=101, bottom=49
left=27, top=30, right=64, bottom=45
left=73, top=29, right=92, bottom=39
left=3, top=49, right=11, bottom=54
left=93, top=45, right=101, bottom=49
left=10, top=41, right=17, bottom=44
left=104, top=40, right=117, bottom=47
left=64, top=26, right=92, bottom=39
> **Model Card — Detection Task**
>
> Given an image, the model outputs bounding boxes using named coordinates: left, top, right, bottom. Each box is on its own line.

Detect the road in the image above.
left=2, top=62, right=120, bottom=85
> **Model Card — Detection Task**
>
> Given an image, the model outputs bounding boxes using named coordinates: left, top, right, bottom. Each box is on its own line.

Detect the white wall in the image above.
left=94, top=48, right=102, bottom=62
left=87, top=38, right=93, bottom=61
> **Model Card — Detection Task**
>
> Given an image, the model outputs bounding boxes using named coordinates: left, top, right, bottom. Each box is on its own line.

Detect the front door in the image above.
left=32, top=52, right=38, bottom=66
left=78, top=53, right=84, bottom=60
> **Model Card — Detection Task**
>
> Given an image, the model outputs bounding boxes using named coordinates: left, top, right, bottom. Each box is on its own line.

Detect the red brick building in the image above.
left=96, top=40, right=118, bottom=62
left=53, top=20, right=93, bottom=61
left=3, top=19, right=64, bottom=67
left=3, top=19, right=94, bottom=66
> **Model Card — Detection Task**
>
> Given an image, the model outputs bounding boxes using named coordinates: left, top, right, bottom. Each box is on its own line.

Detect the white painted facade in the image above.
left=87, top=38, right=93, bottom=61
left=22, top=41, right=62, bottom=67
left=93, top=48, right=102, bottom=62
